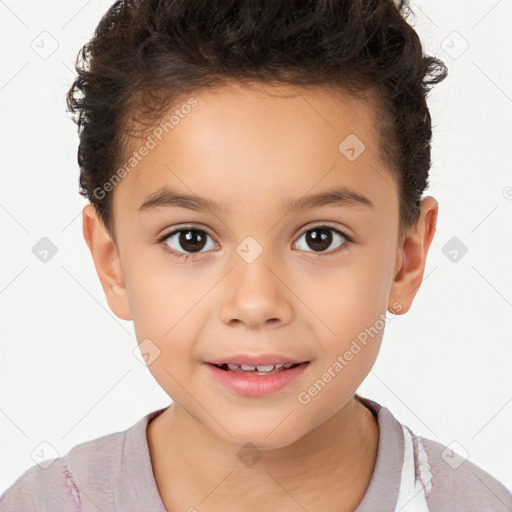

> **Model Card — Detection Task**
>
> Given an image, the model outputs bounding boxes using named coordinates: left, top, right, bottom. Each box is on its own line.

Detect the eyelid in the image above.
left=295, top=221, right=354, bottom=243
left=157, top=223, right=218, bottom=244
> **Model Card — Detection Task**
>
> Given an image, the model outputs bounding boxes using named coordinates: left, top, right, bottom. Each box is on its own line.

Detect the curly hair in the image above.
left=66, top=0, right=448, bottom=241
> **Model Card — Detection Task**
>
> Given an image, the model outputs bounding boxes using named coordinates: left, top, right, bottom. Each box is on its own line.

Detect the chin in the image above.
left=217, top=423, right=308, bottom=452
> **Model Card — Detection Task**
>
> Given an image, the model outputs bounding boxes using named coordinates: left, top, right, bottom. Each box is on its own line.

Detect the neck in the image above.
left=147, top=395, right=379, bottom=512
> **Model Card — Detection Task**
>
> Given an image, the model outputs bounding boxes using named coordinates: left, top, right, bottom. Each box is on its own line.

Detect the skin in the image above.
left=82, top=81, right=438, bottom=511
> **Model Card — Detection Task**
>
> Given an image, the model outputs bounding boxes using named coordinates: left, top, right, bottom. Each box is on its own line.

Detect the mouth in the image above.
left=204, top=360, right=310, bottom=397
left=206, top=361, right=307, bottom=376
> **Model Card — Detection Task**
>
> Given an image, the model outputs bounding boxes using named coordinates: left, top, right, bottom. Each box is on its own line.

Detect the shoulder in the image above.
left=0, top=427, right=127, bottom=512
left=413, top=433, right=512, bottom=512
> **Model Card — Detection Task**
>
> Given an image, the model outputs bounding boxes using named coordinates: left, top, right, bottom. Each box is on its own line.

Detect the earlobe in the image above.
left=388, top=196, right=438, bottom=315
left=82, top=204, right=132, bottom=321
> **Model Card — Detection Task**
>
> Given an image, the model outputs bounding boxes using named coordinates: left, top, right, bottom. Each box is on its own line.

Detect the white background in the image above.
left=1, top=0, right=511, bottom=497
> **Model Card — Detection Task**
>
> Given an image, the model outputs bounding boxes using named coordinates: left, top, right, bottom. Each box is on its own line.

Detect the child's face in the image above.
left=84, top=81, right=436, bottom=449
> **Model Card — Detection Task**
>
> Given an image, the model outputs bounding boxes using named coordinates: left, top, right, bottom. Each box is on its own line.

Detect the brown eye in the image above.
left=160, top=227, right=217, bottom=255
left=294, top=225, right=350, bottom=254
left=177, top=229, right=207, bottom=252
left=305, top=227, right=332, bottom=251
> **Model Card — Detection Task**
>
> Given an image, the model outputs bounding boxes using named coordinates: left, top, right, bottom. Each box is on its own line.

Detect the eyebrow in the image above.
left=139, top=187, right=229, bottom=213
left=282, top=186, right=375, bottom=212
left=138, top=186, right=375, bottom=214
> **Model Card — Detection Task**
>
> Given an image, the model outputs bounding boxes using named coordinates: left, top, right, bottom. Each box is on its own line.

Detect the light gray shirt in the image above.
left=1, top=395, right=511, bottom=511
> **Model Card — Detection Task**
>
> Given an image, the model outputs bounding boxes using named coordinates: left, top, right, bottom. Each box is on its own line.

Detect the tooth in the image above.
left=274, top=364, right=284, bottom=369
left=240, top=364, right=256, bottom=371
left=282, top=363, right=293, bottom=369
left=256, top=365, right=275, bottom=372
left=227, top=364, right=239, bottom=370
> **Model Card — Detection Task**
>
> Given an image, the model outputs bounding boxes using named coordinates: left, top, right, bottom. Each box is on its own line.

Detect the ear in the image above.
left=388, top=196, right=438, bottom=315
left=82, top=203, right=132, bottom=321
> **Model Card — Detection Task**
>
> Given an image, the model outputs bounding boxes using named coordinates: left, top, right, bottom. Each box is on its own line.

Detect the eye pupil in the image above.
left=306, top=228, right=332, bottom=251
left=180, top=230, right=206, bottom=252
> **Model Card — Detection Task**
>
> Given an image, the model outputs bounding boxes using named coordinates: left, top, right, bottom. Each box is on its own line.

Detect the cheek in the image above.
left=305, top=250, right=390, bottom=376
left=123, top=245, right=199, bottom=328
left=344, top=235, right=397, bottom=312
left=123, top=251, right=210, bottom=368
left=127, top=270, right=199, bottom=389
left=305, top=254, right=390, bottom=332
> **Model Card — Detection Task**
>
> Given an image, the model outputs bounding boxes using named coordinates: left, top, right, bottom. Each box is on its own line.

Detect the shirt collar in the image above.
left=354, top=394, right=405, bottom=512
left=116, top=406, right=168, bottom=511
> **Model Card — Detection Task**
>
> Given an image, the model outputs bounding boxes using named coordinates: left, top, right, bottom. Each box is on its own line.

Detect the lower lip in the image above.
left=204, top=362, right=309, bottom=397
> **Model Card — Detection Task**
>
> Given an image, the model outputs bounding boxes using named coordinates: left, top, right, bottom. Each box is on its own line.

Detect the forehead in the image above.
left=113, top=81, right=397, bottom=220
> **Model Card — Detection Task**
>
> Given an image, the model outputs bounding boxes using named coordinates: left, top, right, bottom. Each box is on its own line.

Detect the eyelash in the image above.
left=156, top=223, right=354, bottom=263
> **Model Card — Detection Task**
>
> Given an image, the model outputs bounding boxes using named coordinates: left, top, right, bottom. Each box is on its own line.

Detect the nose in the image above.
left=218, top=248, right=293, bottom=329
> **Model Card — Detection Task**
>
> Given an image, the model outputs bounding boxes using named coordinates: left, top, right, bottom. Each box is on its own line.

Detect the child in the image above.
left=1, top=0, right=511, bottom=510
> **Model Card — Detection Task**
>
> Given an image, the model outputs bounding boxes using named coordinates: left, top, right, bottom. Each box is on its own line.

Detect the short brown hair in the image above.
left=66, top=0, right=448, bottom=240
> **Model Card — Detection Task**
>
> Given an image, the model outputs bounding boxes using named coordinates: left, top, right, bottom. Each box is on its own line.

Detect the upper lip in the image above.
left=205, top=353, right=310, bottom=366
